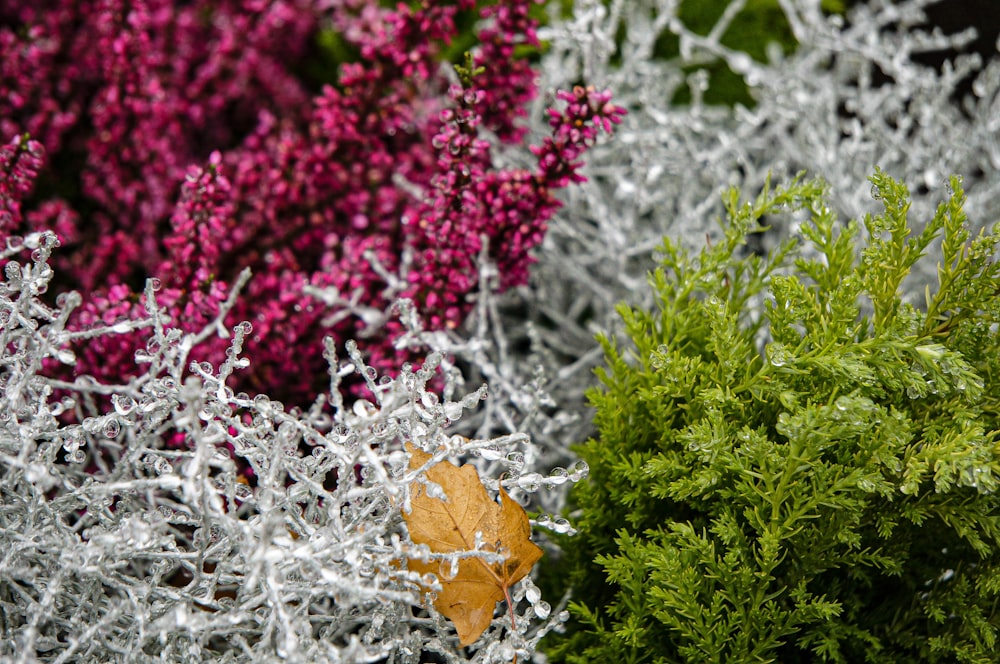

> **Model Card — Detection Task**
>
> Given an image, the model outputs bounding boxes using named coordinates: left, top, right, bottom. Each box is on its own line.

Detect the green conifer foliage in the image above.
left=548, top=171, right=1000, bottom=663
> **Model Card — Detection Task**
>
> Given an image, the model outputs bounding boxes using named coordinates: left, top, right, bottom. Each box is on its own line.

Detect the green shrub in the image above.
left=547, top=172, right=1000, bottom=663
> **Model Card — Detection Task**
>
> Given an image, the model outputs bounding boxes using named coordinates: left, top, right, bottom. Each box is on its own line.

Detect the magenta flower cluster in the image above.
left=1, top=0, right=624, bottom=403
left=0, top=135, right=44, bottom=230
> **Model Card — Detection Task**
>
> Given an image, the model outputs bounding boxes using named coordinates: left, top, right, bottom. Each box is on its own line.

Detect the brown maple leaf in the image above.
left=403, top=443, right=543, bottom=647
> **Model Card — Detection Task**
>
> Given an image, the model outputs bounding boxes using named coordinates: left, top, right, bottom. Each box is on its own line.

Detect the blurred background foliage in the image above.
left=303, top=1, right=847, bottom=107
left=658, top=0, right=848, bottom=106
left=306, top=0, right=1000, bottom=112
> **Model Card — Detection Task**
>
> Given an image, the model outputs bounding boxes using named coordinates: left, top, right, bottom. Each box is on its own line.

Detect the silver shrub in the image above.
left=491, top=0, right=1000, bottom=458
left=0, top=236, right=574, bottom=663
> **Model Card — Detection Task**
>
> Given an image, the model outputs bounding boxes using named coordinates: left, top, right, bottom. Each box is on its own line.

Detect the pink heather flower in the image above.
left=404, top=83, right=626, bottom=330
left=1, top=0, right=318, bottom=286
left=472, top=0, right=542, bottom=142
left=1, top=0, right=625, bottom=406
left=0, top=134, right=45, bottom=233
left=0, top=20, right=78, bottom=154
left=160, top=151, right=231, bottom=287
left=534, top=86, right=628, bottom=187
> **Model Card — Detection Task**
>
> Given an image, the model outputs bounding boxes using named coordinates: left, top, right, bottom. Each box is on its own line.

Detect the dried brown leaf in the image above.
left=403, top=443, right=543, bottom=646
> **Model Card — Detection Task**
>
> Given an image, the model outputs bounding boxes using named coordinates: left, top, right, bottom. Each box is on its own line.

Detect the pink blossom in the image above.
left=0, top=0, right=625, bottom=405
left=0, top=134, right=44, bottom=232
